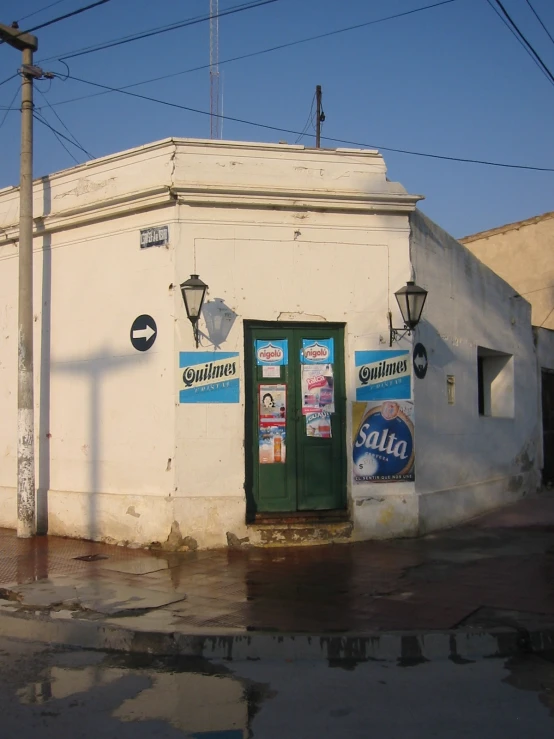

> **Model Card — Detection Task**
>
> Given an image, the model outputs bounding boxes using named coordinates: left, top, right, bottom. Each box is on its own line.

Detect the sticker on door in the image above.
left=259, top=384, right=286, bottom=464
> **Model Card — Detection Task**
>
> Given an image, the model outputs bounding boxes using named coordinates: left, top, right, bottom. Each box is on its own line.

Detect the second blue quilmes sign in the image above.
left=355, top=350, right=411, bottom=401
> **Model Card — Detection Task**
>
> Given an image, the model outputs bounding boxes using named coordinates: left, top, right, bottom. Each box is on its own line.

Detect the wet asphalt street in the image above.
left=1, top=637, right=554, bottom=738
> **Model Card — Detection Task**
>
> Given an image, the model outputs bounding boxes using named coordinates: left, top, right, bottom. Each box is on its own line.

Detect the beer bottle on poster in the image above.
left=273, top=434, right=282, bottom=463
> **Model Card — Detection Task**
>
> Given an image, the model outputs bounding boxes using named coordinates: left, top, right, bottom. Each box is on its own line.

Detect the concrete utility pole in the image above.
left=315, top=85, right=325, bottom=149
left=0, top=22, right=39, bottom=537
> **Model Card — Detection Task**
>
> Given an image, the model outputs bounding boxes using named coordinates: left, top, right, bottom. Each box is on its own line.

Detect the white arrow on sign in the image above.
left=132, top=324, right=156, bottom=341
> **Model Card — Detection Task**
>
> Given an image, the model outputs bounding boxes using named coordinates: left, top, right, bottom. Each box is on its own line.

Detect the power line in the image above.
left=35, top=86, right=93, bottom=158
left=33, top=110, right=89, bottom=162
left=524, top=0, right=554, bottom=47
left=295, top=92, right=316, bottom=144
left=34, top=110, right=80, bottom=164
left=0, top=0, right=111, bottom=46
left=539, top=304, right=554, bottom=328
left=492, top=0, right=554, bottom=85
left=0, top=85, right=19, bottom=128
left=23, top=0, right=110, bottom=33
left=17, top=0, right=69, bottom=23
left=39, top=0, right=278, bottom=62
left=62, top=71, right=554, bottom=172
left=485, top=0, right=554, bottom=86
left=39, top=0, right=461, bottom=108
left=0, top=74, right=18, bottom=88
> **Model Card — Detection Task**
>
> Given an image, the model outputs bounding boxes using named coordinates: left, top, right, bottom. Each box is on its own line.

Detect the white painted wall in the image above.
left=0, top=138, right=421, bottom=548
left=0, top=209, right=178, bottom=542
left=410, top=210, right=541, bottom=531
left=0, top=139, right=540, bottom=548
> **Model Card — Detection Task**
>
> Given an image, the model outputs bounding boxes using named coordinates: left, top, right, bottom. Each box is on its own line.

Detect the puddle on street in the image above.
left=16, top=650, right=273, bottom=737
left=9, top=642, right=554, bottom=738
left=502, top=652, right=554, bottom=718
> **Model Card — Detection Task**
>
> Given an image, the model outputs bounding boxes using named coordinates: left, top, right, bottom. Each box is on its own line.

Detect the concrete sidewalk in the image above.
left=1, top=492, right=554, bottom=662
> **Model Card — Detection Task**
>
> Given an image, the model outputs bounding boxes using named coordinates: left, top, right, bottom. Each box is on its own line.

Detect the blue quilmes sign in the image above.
left=355, top=350, right=411, bottom=401
left=301, top=338, right=334, bottom=364
left=179, top=352, right=239, bottom=403
left=255, top=339, right=288, bottom=365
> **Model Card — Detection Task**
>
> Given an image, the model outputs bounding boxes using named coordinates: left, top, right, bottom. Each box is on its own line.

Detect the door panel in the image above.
left=245, top=323, right=346, bottom=515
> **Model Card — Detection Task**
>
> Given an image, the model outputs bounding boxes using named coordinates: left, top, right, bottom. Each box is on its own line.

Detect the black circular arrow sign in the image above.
left=413, top=342, right=428, bottom=380
left=130, top=314, right=157, bottom=352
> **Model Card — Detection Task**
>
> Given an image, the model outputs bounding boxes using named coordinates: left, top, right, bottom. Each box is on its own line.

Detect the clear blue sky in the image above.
left=1, top=0, right=553, bottom=237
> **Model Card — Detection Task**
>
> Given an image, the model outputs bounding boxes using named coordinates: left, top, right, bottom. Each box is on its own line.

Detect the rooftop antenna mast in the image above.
left=210, top=0, right=222, bottom=139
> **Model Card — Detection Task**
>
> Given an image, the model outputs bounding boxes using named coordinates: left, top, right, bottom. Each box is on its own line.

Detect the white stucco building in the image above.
left=0, top=138, right=542, bottom=549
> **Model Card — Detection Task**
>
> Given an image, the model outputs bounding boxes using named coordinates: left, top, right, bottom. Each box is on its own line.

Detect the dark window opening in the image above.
left=477, top=355, right=485, bottom=416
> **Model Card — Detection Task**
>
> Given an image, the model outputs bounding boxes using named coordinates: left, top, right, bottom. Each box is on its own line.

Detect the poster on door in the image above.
left=259, top=384, right=286, bottom=464
left=352, top=400, right=415, bottom=482
left=301, top=338, right=334, bottom=364
left=301, top=364, right=335, bottom=415
left=306, top=411, right=332, bottom=438
left=255, top=340, right=288, bottom=366
left=259, top=384, right=286, bottom=427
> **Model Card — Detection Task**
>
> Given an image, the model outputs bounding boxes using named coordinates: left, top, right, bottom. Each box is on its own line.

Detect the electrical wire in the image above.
left=39, top=0, right=278, bottom=62
left=39, top=0, right=461, bottom=108
left=0, top=74, right=19, bottom=88
left=35, top=86, right=93, bottom=158
left=0, top=0, right=111, bottom=46
left=539, top=304, right=554, bottom=328
left=485, top=0, right=554, bottom=86
left=524, top=0, right=554, bottom=47
left=33, top=109, right=93, bottom=163
left=23, top=0, right=110, bottom=34
left=17, top=0, right=69, bottom=23
left=492, top=0, right=554, bottom=84
left=0, top=85, right=19, bottom=129
left=61, top=71, right=554, bottom=172
left=33, top=111, right=80, bottom=163
left=295, top=92, right=316, bottom=144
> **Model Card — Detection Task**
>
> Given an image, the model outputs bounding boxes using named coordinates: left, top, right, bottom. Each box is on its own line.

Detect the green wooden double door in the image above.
left=245, top=323, right=346, bottom=515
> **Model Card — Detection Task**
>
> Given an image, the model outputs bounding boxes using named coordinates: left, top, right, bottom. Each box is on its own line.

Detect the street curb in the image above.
left=1, top=608, right=554, bottom=662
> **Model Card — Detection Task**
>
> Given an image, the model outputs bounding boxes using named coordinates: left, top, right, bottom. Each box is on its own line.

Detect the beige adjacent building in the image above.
left=461, top=211, right=554, bottom=331
left=462, top=211, right=554, bottom=485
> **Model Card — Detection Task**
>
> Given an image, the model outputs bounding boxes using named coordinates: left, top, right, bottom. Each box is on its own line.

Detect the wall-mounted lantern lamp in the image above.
left=389, top=280, right=428, bottom=346
left=180, top=274, right=208, bottom=348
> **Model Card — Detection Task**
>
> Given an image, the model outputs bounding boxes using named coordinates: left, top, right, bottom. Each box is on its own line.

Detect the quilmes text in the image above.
left=182, top=359, right=237, bottom=388
left=358, top=357, right=409, bottom=386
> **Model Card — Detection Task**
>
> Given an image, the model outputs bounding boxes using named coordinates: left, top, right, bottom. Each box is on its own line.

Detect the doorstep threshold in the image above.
left=253, top=510, right=349, bottom=526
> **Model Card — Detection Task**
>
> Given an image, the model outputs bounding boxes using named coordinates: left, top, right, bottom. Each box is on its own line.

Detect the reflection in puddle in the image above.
left=503, top=654, right=554, bottom=718
left=16, top=652, right=272, bottom=737
left=114, top=672, right=247, bottom=735
left=17, top=666, right=126, bottom=704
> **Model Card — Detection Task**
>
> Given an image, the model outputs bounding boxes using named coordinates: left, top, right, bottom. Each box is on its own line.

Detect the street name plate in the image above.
left=140, top=225, right=169, bottom=249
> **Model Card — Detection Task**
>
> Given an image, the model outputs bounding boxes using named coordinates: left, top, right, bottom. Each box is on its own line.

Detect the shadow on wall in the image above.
left=199, top=298, right=237, bottom=349
left=36, top=179, right=149, bottom=539
left=48, top=348, right=147, bottom=541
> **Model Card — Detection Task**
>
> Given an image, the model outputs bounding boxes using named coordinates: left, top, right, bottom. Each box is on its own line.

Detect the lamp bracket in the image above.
left=388, top=311, right=412, bottom=347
